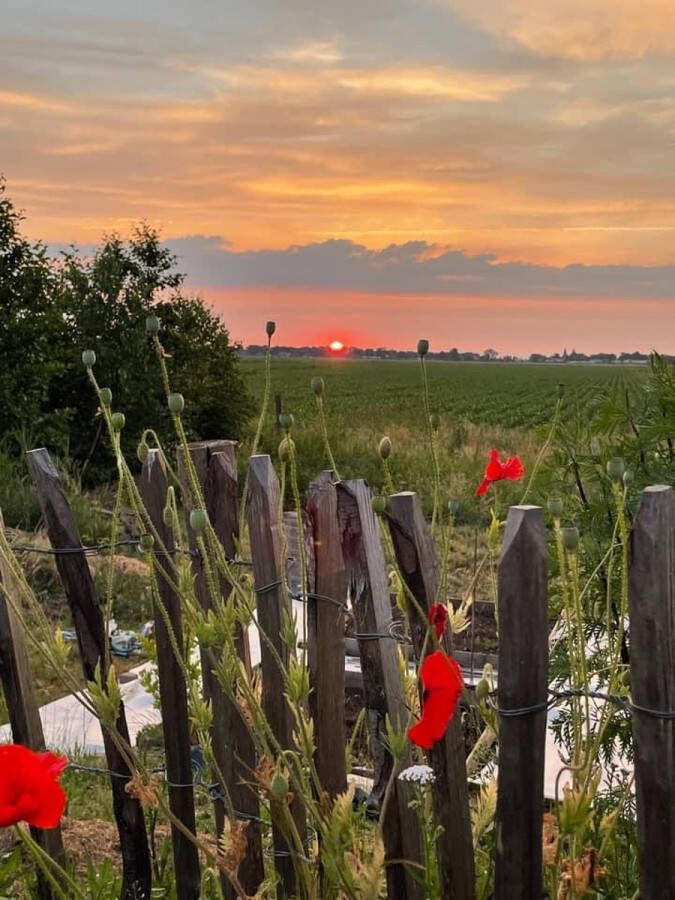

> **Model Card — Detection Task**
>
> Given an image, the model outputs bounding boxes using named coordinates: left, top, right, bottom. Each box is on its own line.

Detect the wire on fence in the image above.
left=497, top=687, right=675, bottom=720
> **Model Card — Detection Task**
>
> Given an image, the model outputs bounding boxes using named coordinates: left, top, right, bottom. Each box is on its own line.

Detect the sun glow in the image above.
left=329, top=339, right=344, bottom=352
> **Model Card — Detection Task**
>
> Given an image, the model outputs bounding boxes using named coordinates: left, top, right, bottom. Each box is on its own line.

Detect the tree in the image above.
left=0, top=182, right=254, bottom=481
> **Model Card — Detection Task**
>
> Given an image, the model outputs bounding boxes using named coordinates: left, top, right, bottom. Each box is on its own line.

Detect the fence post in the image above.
left=629, top=484, right=675, bottom=899
left=306, top=471, right=348, bottom=799
left=494, top=505, right=548, bottom=900
left=337, top=479, right=425, bottom=900
left=139, top=450, right=201, bottom=900
left=387, top=491, right=475, bottom=900
left=184, top=440, right=264, bottom=897
left=248, top=454, right=307, bottom=898
left=0, top=514, right=65, bottom=900
left=25, top=448, right=152, bottom=900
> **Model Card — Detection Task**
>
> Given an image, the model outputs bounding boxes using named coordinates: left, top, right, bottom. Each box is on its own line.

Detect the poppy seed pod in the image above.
left=81, top=349, right=96, bottom=367
left=311, top=376, right=324, bottom=397
left=168, top=393, right=185, bottom=415
left=190, top=509, right=208, bottom=533
left=429, top=413, right=441, bottom=430
left=378, top=436, right=392, bottom=460
left=547, top=497, right=564, bottom=519
left=371, top=496, right=388, bottom=516
left=447, top=499, right=460, bottom=516
left=99, top=387, right=112, bottom=407
left=417, top=339, right=429, bottom=357
left=266, top=321, right=276, bottom=338
left=145, top=314, right=160, bottom=335
left=111, top=412, right=125, bottom=432
left=270, top=773, right=289, bottom=802
left=278, top=412, right=294, bottom=432
left=139, top=534, right=154, bottom=553
left=561, top=526, right=579, bottom=552
left=137, top=441, right=149, bottom=462
left=606, top=457, right=625, bottom=482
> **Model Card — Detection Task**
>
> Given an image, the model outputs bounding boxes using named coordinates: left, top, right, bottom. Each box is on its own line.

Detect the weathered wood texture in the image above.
left=139, top=450, right=200, bottom=900
left=248, top=454, right=306, bottom=898
left=387, top=491, right=475, bottom=900
left=186, top=441, right=264, bottom=898
left=0, top=515, right=65, bottom=900
left=306, top=472, right=348, bottom=799
left=25, top=448, right=152, bottom=900
left=629, top=485, right=675, bottom=900
left=494, top=505, right=548, bottom=900
left=337, top=479, right=425, bottom=900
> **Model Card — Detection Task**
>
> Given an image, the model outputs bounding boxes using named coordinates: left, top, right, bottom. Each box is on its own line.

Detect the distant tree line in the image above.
left=0, top=179, right=253, bottom=483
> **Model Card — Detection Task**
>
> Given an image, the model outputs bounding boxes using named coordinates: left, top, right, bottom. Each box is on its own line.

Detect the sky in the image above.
left=3, top=0, right=675, bottom=354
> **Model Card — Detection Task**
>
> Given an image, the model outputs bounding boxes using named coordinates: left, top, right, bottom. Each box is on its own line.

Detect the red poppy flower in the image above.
left=427, top=604, right=448, bottom=639
left=0, top=744, right=68, bottom=829
left=407, top=651, right=464, bottom=750
left=475, top=449, right=524, bottom=497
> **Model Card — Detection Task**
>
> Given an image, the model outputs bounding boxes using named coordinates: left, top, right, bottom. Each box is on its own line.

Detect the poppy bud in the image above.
left=417, top=339, right=429, bottom=357
left=168, top=393, right=185, bottom=415
left=99, top=387, right=112, bottom=407
left=162, top=505, right=173, bottom=527
left=270, top=773, right=289, bottom=802
left=311, top=376, right=324, bottom=397
left=475, top=678, right=490, bottom=700
left=266, top=321, right=276, bottom=338
left=278, top=412, right=294, bottom=432
left=111, top=412, right=125, bottom=432
left=620, top=668, right=630, bottom=689
left=137, top=441, right=149, bottom=462
left=429, top=413, right=441, bottom=430
left=82, top=349, right=96, bottom=367
left=557, top=383, right=565, bottom=399
left=145, top=314, right=160, bottom=335
left=606, top=457, right=625, bottom=482
left=447, top=499, right=460, bottom=516
left=278, top=436, right=292, bottom=462
left=623, top=469, right=634, bottom=486
left=561, top=526, right=579, bottom=552
left=371, top=496, right=388, bottom=516
left=139, top=534, right=154, bottom=553
left=190, top=509, right=208, bottom=533
left=547, top=497, right=564, bottom=519
left=378, top=436, right=392, bottom=460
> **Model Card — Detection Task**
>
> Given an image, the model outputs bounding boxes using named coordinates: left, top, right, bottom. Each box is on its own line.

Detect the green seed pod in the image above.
left=145, top=314, right=160, bottom=335
left=447, top=499, right=460, bottom=516
left=278, top=436, right=292, bottom=462
left=378, top=436, right=392, bottom=460
left=111, top=412, right=125, bottom=432
left=557, top=383, right=565, bottom=399
left=311, top=376, right=324, bottom=397
left=137, top=440, right=150, bottom=462
left=168, top=393, right=185, bottom=415
left=278, top=412, right=294, bottom=432
left=99, top=387, right=112, bottom=407
left=429, top=413, right=441, bottom=430
left=189, top=509, right=208, bottom=533
left=162, top=505, right=173, bottom=527
left=623, top=469, right=634, bottom=486
left=561, top=526, right=579, bottom=552
left=266, top=321, right=276, bottom=338
left=606, top=457, right=625, bottom=482
left=139, top=533, right=155, bottom=553
left=371, top=496, right=388, bottom=516
left=547, top=497, right=564, bottom=519
left=81, top=349, right=96, bottom=367
left=270, top=773, right=289, bottom=802
left=417, top=339, right=429, bottom=357
left=475, top=678, right=490, bottom=701
left=620, top=668, right=630, bottom=689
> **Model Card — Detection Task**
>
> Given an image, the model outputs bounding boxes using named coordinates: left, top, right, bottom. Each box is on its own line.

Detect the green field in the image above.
left=239, top=358, right=646, bottom=518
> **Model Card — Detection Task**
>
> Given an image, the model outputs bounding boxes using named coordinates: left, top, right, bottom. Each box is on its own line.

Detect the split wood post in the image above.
left=183, top=440, right=264, bottom=898
left=387, top=491, right=475, bottom=900
left=25, top=448, right=152, bottom=900
left=628, top=485, right=675, bottom=900
left=306, top=471, right=348, bottom=799
left=0, top=513, right=65, bottom=900
left=139, top=450, right=201, bottom=900
left=494, top=505, right=548, bottom=900
left=336, top=479, right=425, bottom=900
left=247, top=454, right=307, bottom=898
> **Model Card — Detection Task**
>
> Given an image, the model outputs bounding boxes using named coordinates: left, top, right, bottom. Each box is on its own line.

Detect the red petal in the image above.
left=427, top=604, right=448, bottom=639
left=407, top=652, right=464, bottom=750
left=475, top=478, right=490, bottom=497
left=484, top=449, right=503, bottom=482
left=502, top=456, right=524, bottom=481
left=0, top=744, right=67, bottom=829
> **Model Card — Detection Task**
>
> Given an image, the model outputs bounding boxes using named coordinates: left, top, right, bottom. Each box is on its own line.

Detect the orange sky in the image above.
left=3, top=0, right=675, bottom=352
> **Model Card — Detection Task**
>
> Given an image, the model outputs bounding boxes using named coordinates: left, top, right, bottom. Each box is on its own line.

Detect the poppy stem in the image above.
left=15, top=826, right=84, bottom=900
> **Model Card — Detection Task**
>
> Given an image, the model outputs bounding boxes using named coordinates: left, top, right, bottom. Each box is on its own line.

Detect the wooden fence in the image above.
left=0, top=444, right=672, bottom=900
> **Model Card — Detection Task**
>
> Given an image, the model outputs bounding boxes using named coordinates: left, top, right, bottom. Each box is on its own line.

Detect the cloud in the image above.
left=163, top=235, right=675, bottom=299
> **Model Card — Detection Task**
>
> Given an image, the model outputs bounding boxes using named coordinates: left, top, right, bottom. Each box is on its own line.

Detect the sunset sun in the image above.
left=329, top=339, right=344, bottom=352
